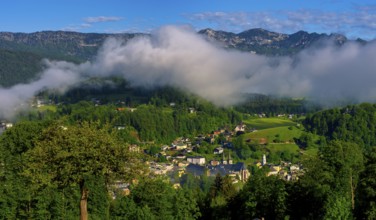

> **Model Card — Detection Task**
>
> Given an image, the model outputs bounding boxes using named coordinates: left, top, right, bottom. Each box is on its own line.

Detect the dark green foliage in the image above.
left=110, top=195, right=156, bottom=220
left=0, top=120, right=81, bottom=219
left=86, top=176, right=111, bottom=220
left=296, top=132, right=315, bottom=149
left=294, top=140, right=364, bottom=219
left=173, top=188, right=202, bottom=220
left=131, top=178, right=175, bottom=218
left=304, top=103, right=376, bottom=149
left=0, top=120, right=147, bottom=219
left=357, top=146, right=376, bottom=219
left=230, top=171, right=287, bottom=220
left=233, top=135, right=252, bottom=159
left=198, top=174, right=237, bottom=220
left=56, top=96, right=241, bottom=143
left=111, top=178, right=201, bottom=220
left=180, top=173, right=214, bottom=197
left=0, top=48, right=42, bottom=87
left=208, top=174, right=236, bottom=200
left=57, top=101, right=117, bottom=123
left=0, top=121, right=44, bottom=218
left=0, top=31, right=139, bottom=88
left=236, top=94, right=321, bottom=115
left=0, top=31, right=140, bottom=63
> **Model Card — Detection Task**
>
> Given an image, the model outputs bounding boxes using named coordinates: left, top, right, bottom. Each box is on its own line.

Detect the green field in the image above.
left=244, top=125, right=303, bottom=144
left=267, top=143, right=300, bottom=154
left=302, top=146, right=319, bottom=157
left=239, top=117, right=320, bottom=162
left=162, top=107, right=173, bottom=114
left=244, top=117, right=297, bottom=130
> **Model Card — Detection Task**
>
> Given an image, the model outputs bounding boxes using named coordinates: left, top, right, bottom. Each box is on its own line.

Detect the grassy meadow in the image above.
left=239, top=117, right=319, bottom=162
left=243, top=117, right=297, bottom=130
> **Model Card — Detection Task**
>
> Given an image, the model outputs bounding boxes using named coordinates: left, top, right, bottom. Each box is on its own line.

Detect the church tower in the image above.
left=262, top=154, right=267, bottom=166
left=222, top=151, right=227, bottom=164
left=228, top=151, right=233, bottom=164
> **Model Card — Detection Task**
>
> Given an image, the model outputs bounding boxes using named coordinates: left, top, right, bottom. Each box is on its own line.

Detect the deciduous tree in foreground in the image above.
left=24, top=121, right=145, bottom=220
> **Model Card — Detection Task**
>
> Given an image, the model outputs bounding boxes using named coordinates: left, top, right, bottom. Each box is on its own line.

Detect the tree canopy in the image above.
left=24, top=121, right=146, bottom=220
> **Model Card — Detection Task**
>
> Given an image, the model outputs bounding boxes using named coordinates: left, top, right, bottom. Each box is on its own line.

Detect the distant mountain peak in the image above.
left=198, top=28, right=354, bottom=55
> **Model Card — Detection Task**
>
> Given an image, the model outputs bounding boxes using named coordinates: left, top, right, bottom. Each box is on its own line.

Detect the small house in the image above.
left=175, top=143, right=187, bottom=150
left=234, top=122, right=246, bottom=132
left=214, top=147, right=224, bottom=154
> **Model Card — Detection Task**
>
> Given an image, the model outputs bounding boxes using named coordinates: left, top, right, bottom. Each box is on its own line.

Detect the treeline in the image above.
left=47, top=80, right=205, bottom=106
left=303, top=103, right=376, bottom=149
left=44, top=79, right=324, bottom=115
left=33, top=85, right=243, bottom=143
left=30, top=91, right=242, bottom=144
left=236, top=94, right=321, bottom=115
left=58, top=102, right=241, bottom=143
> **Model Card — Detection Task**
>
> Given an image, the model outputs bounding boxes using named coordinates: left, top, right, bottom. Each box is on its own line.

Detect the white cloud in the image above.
left=2, top=25, right=376, bottom=119
left=91, top=26, right=376, bottom=106
left=62, top=16, right=123, bottom=32
left=84, top=16, right=123, bottom=23
left=62, top=23, right=92, bottom=32
left=0, top=59, right=88, bottom=119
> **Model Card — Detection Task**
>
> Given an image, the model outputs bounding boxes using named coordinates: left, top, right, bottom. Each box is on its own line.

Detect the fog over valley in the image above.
left=1, top=25, right=376, bottom=119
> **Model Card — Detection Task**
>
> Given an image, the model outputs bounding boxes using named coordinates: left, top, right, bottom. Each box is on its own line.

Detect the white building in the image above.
left=214, top=147, right=224, bottom=154
left=175, top=143, right=188, bottom=150
left=290, top=164, right=300, bottom=172
left=262, top=154, right=267, bottom=166
left=234, top=123, right=246, bottom=132
left=187, top=156, right=206, bottom=165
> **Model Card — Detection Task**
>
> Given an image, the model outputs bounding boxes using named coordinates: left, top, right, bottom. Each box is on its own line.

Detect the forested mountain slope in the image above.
left=0, top=48, right=42, bottom=87
left=304, top=103, right=376, bottom=149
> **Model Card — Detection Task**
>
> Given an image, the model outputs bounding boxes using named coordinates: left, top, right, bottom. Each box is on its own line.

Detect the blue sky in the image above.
left=1, top=0, right=376, bottom=39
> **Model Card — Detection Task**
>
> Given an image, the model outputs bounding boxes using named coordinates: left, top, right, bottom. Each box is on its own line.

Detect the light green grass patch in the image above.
left=302, top=147, right=318, bottom=157
left=162, top=107, right=173, bottom=114
left=243, top=117, right=297, bottom=130
left=244, top=126, right=303, bottom=143
left=38, top=105, right=57, bottom=112
left=267, top=143, right=300, bottom=154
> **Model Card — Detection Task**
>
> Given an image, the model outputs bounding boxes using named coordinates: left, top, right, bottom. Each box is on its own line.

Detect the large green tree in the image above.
left=230, top=170, right=287, bottom=220
left=294, top=140, right=364, bottom=219
left=320, top=140, right=364, bottom=210
left=0, top=120, right=47, bottom=219
left=357, top=146, right=376, bottom=219
left=24, top=121, right=145, bottom=220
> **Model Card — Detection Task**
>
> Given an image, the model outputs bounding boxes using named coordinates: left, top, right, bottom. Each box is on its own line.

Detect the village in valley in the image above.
left=145, top=113, right=305, bottom=186
left=2, top=96, right=307, bottom=190
left=2, top=2, right=376, bottom=217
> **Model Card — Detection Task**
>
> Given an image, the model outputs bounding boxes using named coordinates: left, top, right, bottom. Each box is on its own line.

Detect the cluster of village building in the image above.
left=147, top=123, right=303, bottom=184
left=255, top=154, right=303, bottom=181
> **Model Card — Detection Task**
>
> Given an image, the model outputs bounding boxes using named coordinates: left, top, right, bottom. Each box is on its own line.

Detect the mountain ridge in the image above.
left=198, top=28, right=351, bottom=55
left=0, top=28, right=366, bottom=87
